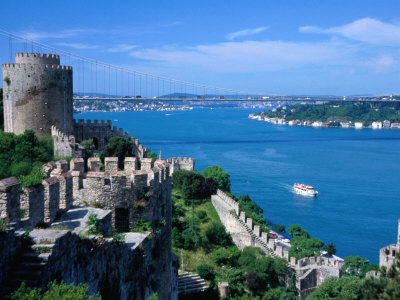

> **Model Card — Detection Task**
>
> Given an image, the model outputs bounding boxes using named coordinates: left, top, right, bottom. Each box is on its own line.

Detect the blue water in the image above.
left=76, top=108, right=400, bottom=263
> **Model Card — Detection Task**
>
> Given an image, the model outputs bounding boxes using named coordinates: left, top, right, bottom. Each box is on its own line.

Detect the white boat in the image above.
left=293, top=183, right=318, bottom=197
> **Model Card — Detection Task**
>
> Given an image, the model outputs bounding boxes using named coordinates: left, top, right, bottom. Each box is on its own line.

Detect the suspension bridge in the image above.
left=0, top=28, right=397, bottom=103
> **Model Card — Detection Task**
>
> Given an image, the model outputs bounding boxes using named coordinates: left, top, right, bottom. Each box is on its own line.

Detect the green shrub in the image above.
left=205, top=222, right=232, bottom=247
left=197, top=264, right=215, bottom=281
left=112, top=232, right=125, bottom=245
left=202, top=165, right=231, bottom=192
left=212, top=247, right=240, bottom=266
left=273, top=224, right=285, bottom=234
left=11, top=161, right=32, bottom=177
left=132, top=221, right=152, bottom=233
left=10, top=281, right=100, bottom=300
left=86, top=213, right=99, bottom=235
left=196, top=210, right=207, bottom=221
left=0, top=219, right=9, bottom=232
left=99, top=136, right=133, bottom=169
left=19, top=165, right=47, bottom=188
left=80, top=139, right=96, bottom=159
left=147, top=292, right=158, bottom=300
left=288, top=224, right=310, bottom=239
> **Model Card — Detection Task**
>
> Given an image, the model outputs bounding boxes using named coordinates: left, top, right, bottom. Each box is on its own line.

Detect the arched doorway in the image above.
left=115, top=208, right=129, bottom=232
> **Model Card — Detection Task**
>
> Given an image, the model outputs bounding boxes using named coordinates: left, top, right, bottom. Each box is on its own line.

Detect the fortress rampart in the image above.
left=15, top=52, right=60, bottom=65
left=2, top=53, right=73, bottom=137
left=211, top=189, right=342, bottom=298
left=166, top=157, right=195, bottom=176
left=0, top=155, right=181, bottom=299
left=379, top=219, right=400, bottom=269
left=0, top=155, right=176, bottom=232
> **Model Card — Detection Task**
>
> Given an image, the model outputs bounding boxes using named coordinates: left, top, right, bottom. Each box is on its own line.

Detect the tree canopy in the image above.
left=99, top=136, right=133, bottom=169
left=202, top=165, right=231, bottom=192
left=0, top=130, right=52, bottom=187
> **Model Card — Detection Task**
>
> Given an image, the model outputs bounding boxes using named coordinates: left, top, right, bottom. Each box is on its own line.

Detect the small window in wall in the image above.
left=393, top=250, right=396, bottom=257
left=115, top=208, right=129, bottom=232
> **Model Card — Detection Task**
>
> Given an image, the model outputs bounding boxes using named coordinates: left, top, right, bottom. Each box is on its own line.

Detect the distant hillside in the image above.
left=258, top=102, right=400, bottom=126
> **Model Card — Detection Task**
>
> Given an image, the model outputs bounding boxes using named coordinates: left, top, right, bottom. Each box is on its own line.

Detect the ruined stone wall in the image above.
left=211, top=189, right=342, bottom=297
left=211, top=190, right=273, bottom=254
left=379, top=219, right=400, bottom=269
left=0, top=160, right=75, bottom=228
left=166, top=157, right=195, bottom=176
left=0, top=155, right=176, bottom=298
left=2, top=53, right=73, bottom=137
left=42, top=230, right=174, bottom=300
left=52, top=126, right=84, bottom=158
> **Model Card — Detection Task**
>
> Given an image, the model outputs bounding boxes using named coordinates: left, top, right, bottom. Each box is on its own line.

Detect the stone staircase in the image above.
left=2, top=229, right=66, bottom=297
left=230, top=210, right=277, bottom=257
left=178, top=272, right=208, bottom=294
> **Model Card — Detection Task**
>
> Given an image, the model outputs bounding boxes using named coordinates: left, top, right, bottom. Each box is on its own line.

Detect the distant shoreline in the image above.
left=249, top=113, right=400, bottom=130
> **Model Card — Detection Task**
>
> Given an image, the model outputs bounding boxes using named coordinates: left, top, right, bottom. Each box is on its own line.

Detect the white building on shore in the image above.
left=372, top=121, right=383, bottom=129
left=354, top=122, right=363, bottom=129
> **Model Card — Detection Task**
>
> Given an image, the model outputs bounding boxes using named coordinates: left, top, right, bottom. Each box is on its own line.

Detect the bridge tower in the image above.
left=2, top=53, right=73, bottom=137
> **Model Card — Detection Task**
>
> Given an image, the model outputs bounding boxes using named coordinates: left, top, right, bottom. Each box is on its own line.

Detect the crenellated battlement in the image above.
left=14, top=52, right=61, bottom=65
left=2, top=63, right=72, bottom=70
left=0, top=155, right=173, bottom=232
left=74, top=119, right=112, bottom=126
left=166, top=157, right=195, bottom=175
left=291, top=256, right=343, bottom=270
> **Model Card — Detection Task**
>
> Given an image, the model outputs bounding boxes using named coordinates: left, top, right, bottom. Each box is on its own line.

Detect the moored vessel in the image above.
left=293, top=183, right=318, bottom=197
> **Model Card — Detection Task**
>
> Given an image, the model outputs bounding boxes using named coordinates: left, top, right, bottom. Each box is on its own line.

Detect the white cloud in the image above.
left=367, top=55, right=398, bottom=72
left=162, top=21, right=183, bottom=27
left=299, top=18, right=400, bottom=46
left=57, top=42, right=99, bottom=50
left=20, top=29, right=82, bottom=40
left=226, top=27, right=268, bottom=40
left=130, top=40, right=354, bottom=73
left=107, top=44, right=138, bottom=53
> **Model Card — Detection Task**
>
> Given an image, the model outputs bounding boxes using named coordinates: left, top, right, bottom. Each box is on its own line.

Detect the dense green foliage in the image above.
left=172, top=170, right=217, bottom=202
left=0, top=130, right=53, bottom=187
left=342, top=255, right=378, bottom=278
left=273, top=224, right=286, bottom=234
left=288, top=224, right=325, bottom=259
left=80, top=139, right=96, bottom=160
left=202, top=165, right=231, bottom=192
left=237, top=195, right=269, bottom=232
left=260, top=102, right=400, bottom=126
left=310, top=254, right=398, bottom=299
left=172, top=166, right=291, bottom=299
left=10, top=281, right=100, bottom=300
left=99, top=136, right=133, bottom=169
left=146, top=149, right=158, bottom=160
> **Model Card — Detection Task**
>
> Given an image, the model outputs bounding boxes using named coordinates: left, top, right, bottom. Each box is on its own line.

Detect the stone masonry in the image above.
left=211, top=189, right=342, bottom=298
left=2, top=53, right=73, bottom=137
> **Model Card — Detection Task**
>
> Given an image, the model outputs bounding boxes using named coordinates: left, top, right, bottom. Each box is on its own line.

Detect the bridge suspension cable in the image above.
left=0, top=28, right=263, bottom=99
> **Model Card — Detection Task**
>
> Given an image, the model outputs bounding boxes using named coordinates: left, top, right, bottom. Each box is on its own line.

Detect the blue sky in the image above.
left=1, top=0, right=400, bottom=95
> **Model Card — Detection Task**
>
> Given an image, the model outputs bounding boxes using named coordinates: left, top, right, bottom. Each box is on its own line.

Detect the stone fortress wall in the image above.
left=0, top=153, right=192, bottom=299
left=211, top=189, right=342, bottom=298
left=2, top=52, right=148, bottom=159
left=2, top=53, right=73, bottom=137
left=166, top=157, right=195, bottom=176
left=379, top=219, right=400, bottom=269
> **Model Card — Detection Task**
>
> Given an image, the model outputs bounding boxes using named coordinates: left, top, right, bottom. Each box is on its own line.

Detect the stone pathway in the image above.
left=1, top=229, right=68, bottom=296
left=178, top=272, right=208, bottom=294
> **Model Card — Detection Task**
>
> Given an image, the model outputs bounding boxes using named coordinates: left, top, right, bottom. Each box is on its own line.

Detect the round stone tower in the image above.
left=2, top=52, right=73, bottom=137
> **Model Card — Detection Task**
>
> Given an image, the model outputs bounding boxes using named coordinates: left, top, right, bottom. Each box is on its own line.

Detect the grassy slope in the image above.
left=172, top=189, right=228, bottom=272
